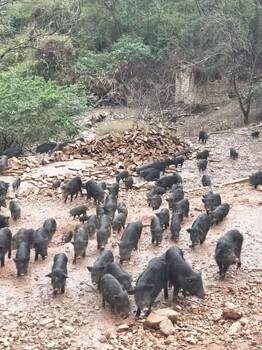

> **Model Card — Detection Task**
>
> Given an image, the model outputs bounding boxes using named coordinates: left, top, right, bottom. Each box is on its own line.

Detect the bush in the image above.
left=33, top=38, right=78, bottom=85
left=0, top=69, right=87, bottom=152
left=76, top=36, right=154, bottom=76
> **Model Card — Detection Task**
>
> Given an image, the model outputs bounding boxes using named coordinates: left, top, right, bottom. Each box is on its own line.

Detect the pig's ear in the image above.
left=127, top=288, right=135, bottom=295
left=45, top=273, right=52, bottom=278
left=142, top=284, right=154, bottom=291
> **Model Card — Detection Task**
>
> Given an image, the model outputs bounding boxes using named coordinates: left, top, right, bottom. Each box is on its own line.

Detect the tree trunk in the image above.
left=243, top=112, right=249, bottom=124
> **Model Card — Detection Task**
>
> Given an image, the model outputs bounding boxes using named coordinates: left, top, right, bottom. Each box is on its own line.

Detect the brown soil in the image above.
left=0, top=100, right=262, bottom=350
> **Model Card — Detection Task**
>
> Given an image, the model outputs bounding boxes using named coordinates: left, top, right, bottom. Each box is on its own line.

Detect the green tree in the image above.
left=179, top=0, right=262, bottom=123
left=0, top=69, right=87, bottom=151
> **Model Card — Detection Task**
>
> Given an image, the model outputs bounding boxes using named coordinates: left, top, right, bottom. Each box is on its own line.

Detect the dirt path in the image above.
left=0, top=109, right=262, bottom=349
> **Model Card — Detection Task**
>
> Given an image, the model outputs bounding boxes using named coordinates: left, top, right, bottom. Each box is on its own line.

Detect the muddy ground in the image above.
left=0, top=102, right=262, bottom=350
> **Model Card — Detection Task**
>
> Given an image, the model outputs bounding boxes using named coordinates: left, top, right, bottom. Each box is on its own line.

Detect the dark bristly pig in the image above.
left=46, top=253, right=68, bottom=295
left=166, top=246, right=205, bottom=302
left=215, top=229, right=243, bottom=280
left=100, top=273, right=130, bottom=317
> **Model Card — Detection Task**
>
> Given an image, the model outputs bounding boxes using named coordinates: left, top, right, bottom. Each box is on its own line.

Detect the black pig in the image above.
left=187, top=214, right=211, bottom=248
left=128, top=256, right=168, bottom=317
left=198, top=130, right=208, bottom=143
left=14, top=241, right=30, bottom=276
left=46, top=253, right=68, bottom=295
left=62, top=176, right=83, bottom=203
left=215, top=229, right=243, bottom=280
left=150, top=216, right=163, bottom=246
left=87, top=250, right=114, bottom=285
left=155, top=208, right=170, bottom=230
left=100, top=273, right=130, bottom=317
left=72, top=224, right=88, bottom=264
left=119, top=221, right=142, bottom=264
left=0, top=227, right=12, bottom=266
left=166, top=247, right=205, bottom=301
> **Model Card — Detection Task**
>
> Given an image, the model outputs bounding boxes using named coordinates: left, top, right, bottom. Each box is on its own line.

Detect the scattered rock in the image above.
left=164, top=335, right=178, bottom=345
left=228, top=321, right=242, bottom=335
left=223, top=307, right=242, bottom=320
left=39, top=318, right=54, bottom=326
left=99, top=335, right=108, bottom=343
left=239, top=318, right=249, bottom=325
left=116, top=324, right=130, bottom=333
left=256, top=185, right=262, bottom=191
left=159, top=318, right=175, bottom=336
left=46, top=342, right=56, bottom=348
left=185, top=335, right=197, bottom=344
left=145, top=309, right=178, bottom=328
left=63, top=325, right=74, bottom=333
left=153, top=308, right=179, bottom=323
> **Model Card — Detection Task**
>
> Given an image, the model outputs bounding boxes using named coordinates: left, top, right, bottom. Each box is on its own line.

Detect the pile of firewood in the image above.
left=63, top=127, right=191, bottom=170
left=3, top=127, right=191, bottom=176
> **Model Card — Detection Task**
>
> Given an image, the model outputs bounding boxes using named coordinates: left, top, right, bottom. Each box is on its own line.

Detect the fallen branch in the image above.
left=174, top=147, right=192, bottom=157
left=219, top=177, right=250, bottom=186
left=185, top=177, right=250, bottom=193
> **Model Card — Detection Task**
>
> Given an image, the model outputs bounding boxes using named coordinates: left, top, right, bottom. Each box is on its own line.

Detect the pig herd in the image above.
left=0, top=131, right=261, bottom=319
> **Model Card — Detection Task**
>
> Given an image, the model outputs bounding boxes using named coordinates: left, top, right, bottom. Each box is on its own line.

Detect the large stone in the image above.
left=159, top=318, right=175, bottom=336
left=145, top=312, right=167, bottom=328
left=145, top=309, right=179, bottom=328
left=153, top=308, right=179, bottom=324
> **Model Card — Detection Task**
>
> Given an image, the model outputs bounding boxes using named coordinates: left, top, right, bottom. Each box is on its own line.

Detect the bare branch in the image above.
left=0, top=25, right=57, bottom=59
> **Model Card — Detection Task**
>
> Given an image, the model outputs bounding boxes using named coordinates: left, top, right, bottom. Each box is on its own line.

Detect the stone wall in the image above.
left=175, top=65, right=230, bottom=105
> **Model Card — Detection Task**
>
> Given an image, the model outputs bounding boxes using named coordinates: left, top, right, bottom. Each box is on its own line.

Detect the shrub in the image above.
left=0, top=69, right=87, bottom=152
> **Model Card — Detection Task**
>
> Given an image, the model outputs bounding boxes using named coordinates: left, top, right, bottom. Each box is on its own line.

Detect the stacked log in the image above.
left=62, top=127, right=190, bottom=170
left=2, top=127, right=191, bottom=177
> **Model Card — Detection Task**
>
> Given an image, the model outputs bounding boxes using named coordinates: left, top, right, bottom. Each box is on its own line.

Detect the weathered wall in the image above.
left=175, top=66, right=230, bottom=105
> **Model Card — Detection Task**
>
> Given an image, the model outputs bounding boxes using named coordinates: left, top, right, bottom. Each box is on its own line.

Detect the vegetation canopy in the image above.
left=0, top=70, right=86, bottom=152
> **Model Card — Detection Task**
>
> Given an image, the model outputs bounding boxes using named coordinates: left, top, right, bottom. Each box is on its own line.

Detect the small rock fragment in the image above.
left=185, top=335, right=197, bottom=344
left=239, top=318, right=249, bottom=325
left=39, top=318, right=54, bottom=326
left=223, top=307, right=242, bottom=320
left=63, top=325, right=74, bottom=333
left=46, top=342, right=56, bottom=348
left=228, top=321, right=242, bottom=335
left=99, top=336, right=108, bottom=343
left=116, top=324, right=130, bottom=333
left=165, top=335, right=177, bottom=345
